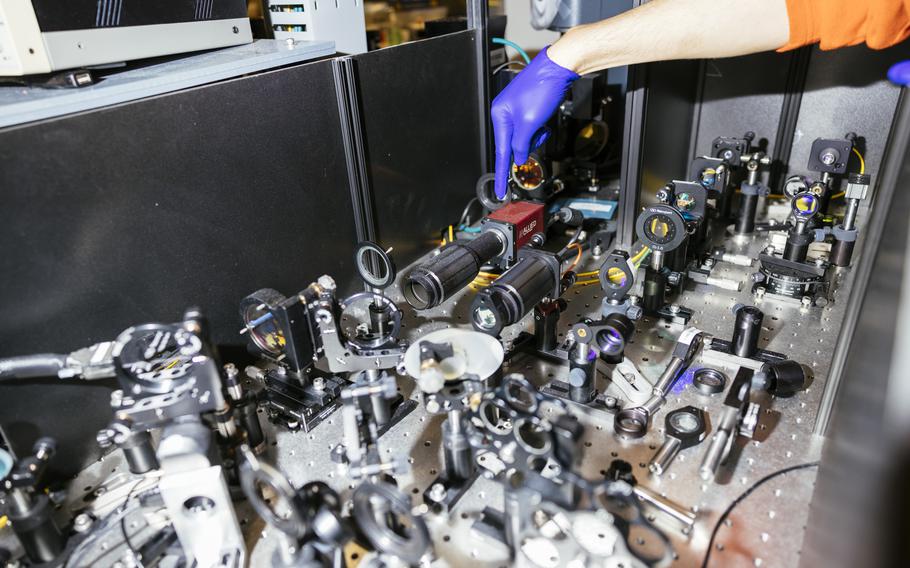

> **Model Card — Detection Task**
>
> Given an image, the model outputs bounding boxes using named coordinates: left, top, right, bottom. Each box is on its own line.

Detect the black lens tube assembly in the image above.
left=755, top=360, right=809, bottom=398
left=405, top=230, right=505, bottom=310
left=471, top=248, right=565, bottom=337
left=731, top=304, right=764, bottom=358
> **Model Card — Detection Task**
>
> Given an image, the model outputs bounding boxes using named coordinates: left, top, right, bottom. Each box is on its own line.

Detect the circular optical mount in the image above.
left=499, top=374, right=540, bottom=416
left=594, top=313, right=635, bottom=357
left=352, top=482, right=430, bottom=565
left=598, top=250, right=634, bottom=301
left=511, top=154, right=548, bottom=191
left=238, top=448, right=308, bottom=538
left=635, top=205, right=687, bottom=252
left=240, top=288, right=288, bottom=357
left=113, top=322, right=205, bottom=394
left=614, top=406, right=650, bottom=438
left=338, top=292, right=402, bottom=350
left=783, top=175, right=810, bottom=198
left=791, top=192, right=820, bottom=220
left=354, top=241, right=396, bottom=289
left=476, top=173, right=511, bottom=211
left=693, top=367, right=727, bottom=395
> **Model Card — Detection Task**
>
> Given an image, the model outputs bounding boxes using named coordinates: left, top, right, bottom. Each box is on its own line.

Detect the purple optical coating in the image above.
left=597, top=327, right=625, bottom=356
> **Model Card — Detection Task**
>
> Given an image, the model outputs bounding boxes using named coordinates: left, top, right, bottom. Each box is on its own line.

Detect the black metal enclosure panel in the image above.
left=352, top=30, right=483, bottom=266
left=0, top=60, right=358, bottom=480
left=787, top=43, right=909, bottom=192
left=801, top=93, right=910, bottom=568
left=638, top=60, right=700, bottom=202
left=688, top=52, right=793, bottom=186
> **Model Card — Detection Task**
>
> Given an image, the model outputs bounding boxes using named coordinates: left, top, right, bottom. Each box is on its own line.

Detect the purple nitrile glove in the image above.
left=888, top=60, right=910, bottom=86
left=491, top=46, right=580, bottom=199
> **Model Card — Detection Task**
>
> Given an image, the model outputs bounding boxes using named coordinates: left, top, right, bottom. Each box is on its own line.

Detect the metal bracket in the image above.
left=611, top=357, right=653, bottom=405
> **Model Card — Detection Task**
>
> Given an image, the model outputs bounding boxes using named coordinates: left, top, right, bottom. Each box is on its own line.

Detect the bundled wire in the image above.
left=632, top=246, right=651, bottom=268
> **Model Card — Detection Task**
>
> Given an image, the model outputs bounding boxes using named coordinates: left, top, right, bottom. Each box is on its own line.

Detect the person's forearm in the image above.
left=547, top=0, right=790, bottom=75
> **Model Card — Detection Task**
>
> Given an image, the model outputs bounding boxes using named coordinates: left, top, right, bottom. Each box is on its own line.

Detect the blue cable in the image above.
left=492, top=37, right=531, bottom=64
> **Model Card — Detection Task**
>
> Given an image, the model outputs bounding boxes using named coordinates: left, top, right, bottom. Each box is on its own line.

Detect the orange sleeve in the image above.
left=778, top=0, right=910, bottom=51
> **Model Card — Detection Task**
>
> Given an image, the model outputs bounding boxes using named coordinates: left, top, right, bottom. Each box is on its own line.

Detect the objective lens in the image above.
left=470, top=253, right=559, bottom=336
left=405, top=231, right=503, bottom=310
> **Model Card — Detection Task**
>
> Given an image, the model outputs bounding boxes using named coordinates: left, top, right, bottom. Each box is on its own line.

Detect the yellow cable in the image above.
left=631, top=245, right=650, bottom=262
left=576, top=270, right=598, bottom=277
left=852, top=147, right=865, bottom=174
left=563, top=243, right=583, bottom=275
left=448, top=225, right=454, bottom=243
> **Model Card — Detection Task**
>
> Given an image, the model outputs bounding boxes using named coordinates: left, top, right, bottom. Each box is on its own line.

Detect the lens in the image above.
left=675, top=192, right=695, bottom=211
left=669, top=412, right=699, bottom=433
left=473, top=306, right=498, bottom=330
left=792, top=193, right=819, bottom=218
left=511, top=157, right=546, bottom=190
left=574, top=121, right=609, bottom=161
left=596, top=328, right=624, bottom=356
left=244, top=304, right=285, bottom=355
left=605, top=266, right=627, bottom=288
left=614, top=407, right=649, bottom=438
left=405, top=231, right=503, bottom=310
left=404, top=280, right=430, bottom=309
left=645, top=214, right=675, bottom=244
left=700, top=168, right=717, bottom=187
left=502, top=375, right=538, bottom=414
left=595, top=313, right=634, bottom=357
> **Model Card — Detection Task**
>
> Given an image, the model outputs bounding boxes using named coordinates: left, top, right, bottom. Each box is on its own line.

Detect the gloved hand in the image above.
left=888, top=60, right=910, bottom=85
left=491, top=47, right=580, bottom=199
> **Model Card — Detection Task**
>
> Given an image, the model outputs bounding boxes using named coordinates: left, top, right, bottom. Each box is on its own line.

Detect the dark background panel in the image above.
left=353, top=30, right=482, bottom=266
left=638, top=59, right=700, bottom=203
left=787, top=43, right=910, bottom=193
left=689, top=51, right=791, bottom=187
left=0, top=59, right=358, bottom=480
left=32, top=0, right=247, bottom=31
